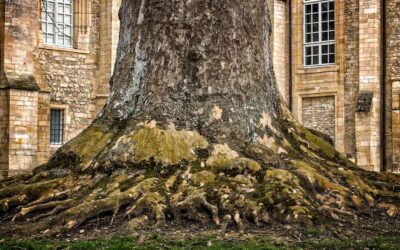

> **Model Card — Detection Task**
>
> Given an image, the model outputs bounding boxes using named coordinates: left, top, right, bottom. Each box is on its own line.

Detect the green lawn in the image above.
left=0, top=235, right=399, bottom=250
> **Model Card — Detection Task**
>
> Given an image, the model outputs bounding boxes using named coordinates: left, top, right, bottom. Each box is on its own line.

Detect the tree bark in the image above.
left=1, top=0, right=399, bottom=236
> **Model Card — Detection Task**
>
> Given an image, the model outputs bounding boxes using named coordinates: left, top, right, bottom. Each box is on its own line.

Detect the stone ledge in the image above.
left=39, top=45, right=90, bottom=54
left=0, top=75, right=40, bottom=91
left=297, top=65, right=339, bottom=75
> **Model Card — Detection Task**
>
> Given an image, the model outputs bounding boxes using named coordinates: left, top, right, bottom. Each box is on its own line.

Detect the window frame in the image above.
left=41, top=0, right=74, bottom=48
left=50, top=109, right=65, bottom=146
left=303, top=0, right=335, bottom=67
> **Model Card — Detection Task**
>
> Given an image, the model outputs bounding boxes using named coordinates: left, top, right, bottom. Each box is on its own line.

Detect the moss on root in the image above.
left=1, top=125, right=400, bottom=236
left=60, top=125, right=114, bottom=168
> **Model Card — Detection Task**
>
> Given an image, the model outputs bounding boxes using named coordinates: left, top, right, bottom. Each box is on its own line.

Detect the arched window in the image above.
left=41, top=0, right=73, bottom=47
left=303, top=0, right=335, bottom=66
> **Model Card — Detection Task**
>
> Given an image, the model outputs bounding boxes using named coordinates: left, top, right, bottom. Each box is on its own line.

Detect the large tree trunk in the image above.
left=1, top=0, right=399, bottom=236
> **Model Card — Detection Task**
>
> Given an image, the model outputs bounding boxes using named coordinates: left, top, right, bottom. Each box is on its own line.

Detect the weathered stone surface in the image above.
left=0, top=0, right=121, bottom=174
left=269, top=0, right=399, bottom=172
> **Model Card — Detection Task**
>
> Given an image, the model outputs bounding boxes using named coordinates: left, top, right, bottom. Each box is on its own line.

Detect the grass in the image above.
left=0, top=235, right=399, bottom=250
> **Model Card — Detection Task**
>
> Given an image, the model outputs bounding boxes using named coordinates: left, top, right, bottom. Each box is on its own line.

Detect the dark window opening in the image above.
left=50, top=109, right=64, bottom=145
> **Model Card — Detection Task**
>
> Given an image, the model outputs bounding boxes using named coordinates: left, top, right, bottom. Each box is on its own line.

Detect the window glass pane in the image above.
left=313, top=56, right=319, bottom=65
left=329, top=54, right=335, bottom=63
left=58, top=14, right=64, bottom=23
left=47, top=34, right=54, bottom=43
left=312, top=33, right=319, bottom=42
left=329, top=31, right=335, bottom=40
left=322, top=55, right=328, bottom=64
left=322, top=22, right=328, bottom=31
left=329, top=21, right=334, bottom=30
left=50, top=109, right=64, bottom=145
left=312, top=23, right=318, bottom=32
left=65, top=5, right=71, bottom=14
left=48, top=23, right=54, bottom=33
left=306, top=34, right=312, bottom=43
left=329, top=11, right=334, bottom=20
left=322, top=32, right=328, bottom=41
left=313, top=13, right=318, bottom=22
left=322, top=12, right=328, bottom=21
left=47, top=12, right=55, bottom=21
left=65, top=15, right=71, bottom=25
left=306, top=57, right=312, bottom=66
left=329, top=44, right=335, bottom=53
left=58, top=3, right=64, bottom=13
left=47, top=2, right=55, bottom=12
left=322, top=3, right=328, bottom=11
left=322, top=45, right=328, bottom=54
left=65, top=25, right=71, bottom=36
left=65, top=36, right=72, bottom=46
left=306, top=47, right=312, bottom=56
left=58, top=36, right=64, bottom=45
left=306, top=5, right=312, bottom=14
left=329, top=1, right=334, bottom=10
left=306, top=14, right=311, bottom=23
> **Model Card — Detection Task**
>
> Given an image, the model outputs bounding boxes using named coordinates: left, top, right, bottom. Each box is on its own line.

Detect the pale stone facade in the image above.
left=0, top=0, right=121, bottom=176
left=269, top=0, right=400, bottom=172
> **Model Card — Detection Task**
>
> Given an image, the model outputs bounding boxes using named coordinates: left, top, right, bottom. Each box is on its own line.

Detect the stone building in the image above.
left=0, top=0, right=121, bottom=176
left=269, top=0, right=400, bottom=172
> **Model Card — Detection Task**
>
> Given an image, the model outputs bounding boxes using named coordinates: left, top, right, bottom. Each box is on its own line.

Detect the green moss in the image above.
left=262, top=169, right=309, bottom=207
left=130, top=127, right=208, bottom=165
left=264, top=169, right=300, bottom=185
left=206, top=156, right=261, bottom=173
left=192, top=171, right=216, bottom=187
left=292, top=160, right=349, bottom=196
left=298, top=127, right=337, bottom=159
left=232, top=175, right=253, bottom=186
left=341, top=169, right=378, bottom=195
left=62, top=125, right=113, bottom=167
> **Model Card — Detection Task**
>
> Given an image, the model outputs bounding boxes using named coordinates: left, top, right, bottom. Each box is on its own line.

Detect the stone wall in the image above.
left=302, top=96, right=336, bottom=141
left=0, top=90, right=8, bottom=176
left=266, top=0, right=398, bottom=172
left=1, top=0, right=41, bottom=90
left=8, top=89, right=38, bottom=173
left=95, top=0, right=121, bottom=110
left=37, top=49, right=98, bottom=143
left=36, top=0, right=101, bottom=145
left=270, top=0, right=289, bottom=102
left=387, top=0, right=400, bottom=172
left=343, top=0, right=359, bottom=159
left=290, top=0, right=346, bottom=154
left=0, top=0, right=121, bottom=173
left=355, top=0, right=382, bottom=171
left=37, top=92, right=50, bottom=166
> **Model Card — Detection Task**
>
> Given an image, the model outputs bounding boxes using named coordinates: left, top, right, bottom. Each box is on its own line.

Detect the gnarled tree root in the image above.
left=1, top=155, right=399, bottom=236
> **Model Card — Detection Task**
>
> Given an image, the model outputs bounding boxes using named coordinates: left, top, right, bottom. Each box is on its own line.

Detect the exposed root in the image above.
left=233, top=211, right=245, bottom=234
left=220, top=214, right=232, bottom=233
left=12, top=199, right=75, bottom=222
left=1, top=124, right=399, bottom=236
left=171, top=190, right=219, bottom=226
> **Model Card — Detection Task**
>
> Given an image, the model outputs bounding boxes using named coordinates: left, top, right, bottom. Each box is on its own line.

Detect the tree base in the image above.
left=1, top=121, right=400, bottom=237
